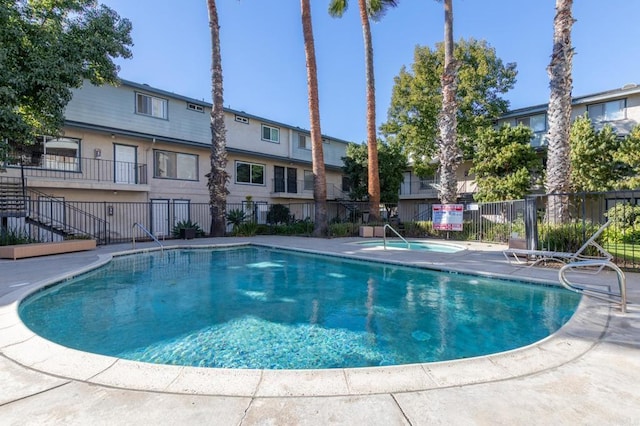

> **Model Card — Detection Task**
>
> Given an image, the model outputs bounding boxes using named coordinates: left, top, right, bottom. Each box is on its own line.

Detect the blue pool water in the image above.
left=19, top=246, right=580, bottom=369
left=357, top=240, right=464, bottom=253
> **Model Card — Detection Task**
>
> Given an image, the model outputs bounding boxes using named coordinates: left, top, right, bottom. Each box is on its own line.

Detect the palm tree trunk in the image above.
left=301, top=0, right=328, bottom=237
left=358, top=0, right=381, bottom=222
left=437, top=0, right=460, bottom=205
left=545, top=0, right=574, bottom=224
left=206, top=0, right=229, bottom=236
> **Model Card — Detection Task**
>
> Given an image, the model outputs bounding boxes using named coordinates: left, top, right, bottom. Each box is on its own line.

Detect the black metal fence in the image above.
left=5, top=189, right=639, bottom=269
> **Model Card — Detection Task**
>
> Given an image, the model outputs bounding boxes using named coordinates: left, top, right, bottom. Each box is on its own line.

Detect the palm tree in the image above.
left=301, top=0, right=329, bottom=236
left=544, top=0, right=574, bottom=224
left=206, top=0, right=229, bottom=236
left=437, top=0, right=460, bottom=204
left=329, top=0, right=398, bottom=223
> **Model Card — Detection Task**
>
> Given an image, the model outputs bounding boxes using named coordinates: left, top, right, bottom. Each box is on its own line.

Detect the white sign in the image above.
left=432, top=204, right=464, bottom=231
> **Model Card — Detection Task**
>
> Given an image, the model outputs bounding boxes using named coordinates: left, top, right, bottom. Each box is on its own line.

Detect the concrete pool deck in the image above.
left=1, top=236, right=639, bottom=424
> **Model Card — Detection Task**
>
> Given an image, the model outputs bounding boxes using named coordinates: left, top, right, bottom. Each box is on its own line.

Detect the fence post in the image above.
left=525, top=196, right=538, bottom=250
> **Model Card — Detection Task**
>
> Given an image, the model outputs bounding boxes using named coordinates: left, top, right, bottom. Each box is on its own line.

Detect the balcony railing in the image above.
left=271, top=180, right=347, bottom=199
left=399, top=176, right=476, bottom=197
left=6, top=155, right=148, bottom=185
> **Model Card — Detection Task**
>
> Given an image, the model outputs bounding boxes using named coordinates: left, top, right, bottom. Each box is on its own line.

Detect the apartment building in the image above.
left=395, top=84, right=640, bottom=222
left=1, top=80, right=351, bottom=240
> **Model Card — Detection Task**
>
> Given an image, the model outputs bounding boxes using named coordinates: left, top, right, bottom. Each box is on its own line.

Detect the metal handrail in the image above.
left=132, top=222, right=164, bottom=251
left=559, top=260, right=627, bottom=313
left=383, top=224, right=410, bottom=250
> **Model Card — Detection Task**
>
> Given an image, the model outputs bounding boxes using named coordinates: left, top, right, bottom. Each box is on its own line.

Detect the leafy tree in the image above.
left=471, top=125, right=541, bottom=202
left=301, top=0, right=329, bottom=236
left=614, top=124, right=640, bottom=189
left=437, top=0, right=460, bottom=204
left=329, top=0, right=399, bottom=222
left=380, top=38, right=517, bottom=177
left=544, top=0, right=574, bottom=223
left=342, top=140, right=407, bottom=203
left=0, top=0, right=132, bottom=147
left=342, top=143, right=369, bottom=201
left=569, top=115, right=624, bottom=192
left=206, top=0, right=230, bottom=237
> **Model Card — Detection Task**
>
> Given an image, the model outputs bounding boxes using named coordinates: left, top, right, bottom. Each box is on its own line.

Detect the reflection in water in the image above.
left=19, top=246, right=581, bottom=369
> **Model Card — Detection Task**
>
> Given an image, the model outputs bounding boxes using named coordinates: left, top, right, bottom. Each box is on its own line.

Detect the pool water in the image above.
left=19, top=246, right=580, bottom=369
left=357, top=240, right=464, bottom=253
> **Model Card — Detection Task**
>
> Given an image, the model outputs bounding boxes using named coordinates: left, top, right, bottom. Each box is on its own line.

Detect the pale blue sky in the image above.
left=99, top=0, right=640, bottom=143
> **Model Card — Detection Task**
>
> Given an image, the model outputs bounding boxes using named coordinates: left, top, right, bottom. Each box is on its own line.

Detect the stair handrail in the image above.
left=132, top=222, right=164, bottom=251
left=383, top=224, right=410, bottom=250
left=26, top=188, right=109, bottom=244
left=559, top=260, right=627, bottom=313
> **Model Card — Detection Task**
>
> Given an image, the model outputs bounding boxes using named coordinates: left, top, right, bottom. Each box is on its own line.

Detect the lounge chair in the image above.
left=503, top=220, right=613, bottom=270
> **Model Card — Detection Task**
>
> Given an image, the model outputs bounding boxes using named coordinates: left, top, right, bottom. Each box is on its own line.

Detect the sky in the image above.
left=99, top=0, right=640, bottom=143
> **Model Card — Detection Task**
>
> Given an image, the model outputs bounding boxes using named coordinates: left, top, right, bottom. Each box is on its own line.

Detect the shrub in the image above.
left=267, top=204, right=292, bottom=225
left=538, top=222, right=602, bottom=254
left=329, top=222, right=358, bottom=237
left=605, top=203, right=640, bottom=244
left=226, top=208, right=247, bottom=233
left=234, top=222, right=258, bottom=236
left=0, top=227, right=39, bottom=246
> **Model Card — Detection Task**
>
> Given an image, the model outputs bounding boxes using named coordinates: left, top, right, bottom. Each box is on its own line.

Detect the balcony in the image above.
left=271, top=179, right=348, bottom=200
left=5, top=154, right=149, bottom=191
left=399, top=176, right=477, bottom=199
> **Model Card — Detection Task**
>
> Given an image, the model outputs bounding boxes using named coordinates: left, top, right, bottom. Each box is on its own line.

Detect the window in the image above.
left=136, top=93, right=168, bottom=119
left=274, top=166, right=297, bottom=193
left=304, top=170, right=314, bottom=191
left=154, top=150, right=198, bottom=180
left=588, top=99, right=626, bottom=123
left=516, top=113, right=547, bottom=147
left=9, top=136, right=80, bottom=171
left=262, top=125, right=280, bottom=143
left=187, top=102, right=204, bottom=113
left=236, top=161, right=265, bottom=185
left=298, top=134, right=311, bottom=150
left=235, top=115, right=249, bottom=124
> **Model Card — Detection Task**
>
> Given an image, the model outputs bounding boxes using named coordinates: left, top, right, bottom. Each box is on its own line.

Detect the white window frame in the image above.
left=261, top=124, right=280, bottom=143
left=587, top=99, right=626, bottom=123
left=235, top=161, right=265, bottom=186
left=153, top=149, right=198, bottom=181
left=136, top=92, right=168, bottom=119
left=516, top=113, right=547, bottom=147
left=298, top=134, right=311, bottom=150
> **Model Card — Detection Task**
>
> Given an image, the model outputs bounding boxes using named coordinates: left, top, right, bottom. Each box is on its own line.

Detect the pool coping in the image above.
left=0, top=242, right=611, bottom=398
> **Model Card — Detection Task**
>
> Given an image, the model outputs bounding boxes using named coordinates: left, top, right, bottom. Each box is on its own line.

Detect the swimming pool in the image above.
left=357, top=240, right=464, bottom=253
left=19, top=246, right=580, bottom=369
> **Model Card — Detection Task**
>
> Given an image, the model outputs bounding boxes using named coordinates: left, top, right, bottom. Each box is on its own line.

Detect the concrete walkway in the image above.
left=1, top=236, right=639, bottom=425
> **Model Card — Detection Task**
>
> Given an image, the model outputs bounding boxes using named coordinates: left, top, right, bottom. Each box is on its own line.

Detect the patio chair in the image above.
left=503, top=220, right=613, bottom=270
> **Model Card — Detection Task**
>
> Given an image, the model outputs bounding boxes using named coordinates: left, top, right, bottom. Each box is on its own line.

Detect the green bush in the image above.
left=605, top=203, right=640, bottom=244
left=329, top=222, right=359, bottom=237
left=233, top=222, right=258, bottom=236
left=267, top=204, right=292, bottom=225
left=538, top=222, right=602, bottom=254
left=0, top=227, right=39, bottom=246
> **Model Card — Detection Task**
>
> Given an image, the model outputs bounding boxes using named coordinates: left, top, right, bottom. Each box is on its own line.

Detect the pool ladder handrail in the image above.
left=559, top=260, right=627, bottom=313
left=132, top=222, right=164, bottom=252
left=383, top=224, right=410, bottom=250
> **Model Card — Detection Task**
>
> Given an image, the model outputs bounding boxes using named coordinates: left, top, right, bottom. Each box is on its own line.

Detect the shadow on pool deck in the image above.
left=1, top=236, right=639, bottom=424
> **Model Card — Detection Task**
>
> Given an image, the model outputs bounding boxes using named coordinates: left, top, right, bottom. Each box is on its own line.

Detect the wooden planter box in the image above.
left=359, top=226, right=374, bottom=238
left=373, top=226, right=385, bottom=237
left=0, top=239, right=97, bottom=260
